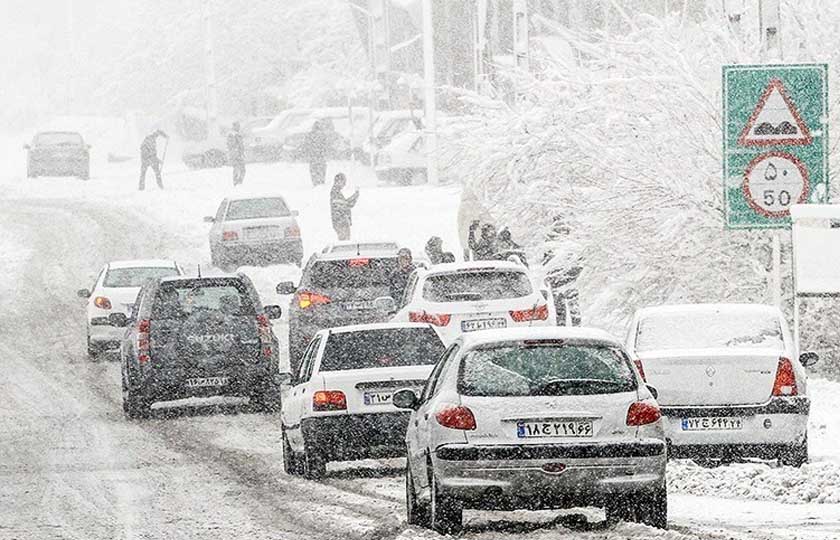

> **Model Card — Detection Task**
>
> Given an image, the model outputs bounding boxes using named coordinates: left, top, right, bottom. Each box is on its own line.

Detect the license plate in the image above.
left=363, top=391, right=393, bottom=406
left=461, top=318, right=506, bottom=332
left=245, top=227, right=279, bottom=240
left=681, top=417, right=743, bottom=431
left=517, top=420, right=594, bottom=438
left=185, top=377, right=230, bottom=388
left=344, top=300, right=374, bottom=311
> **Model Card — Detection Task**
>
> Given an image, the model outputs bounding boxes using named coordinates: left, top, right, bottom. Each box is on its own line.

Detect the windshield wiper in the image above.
left=533, top=378, right=628, bottom=395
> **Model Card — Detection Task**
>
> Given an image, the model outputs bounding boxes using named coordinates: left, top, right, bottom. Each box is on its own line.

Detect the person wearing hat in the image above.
left=388, top=247, right=416, bottom=302
left=330, top=172, right=359, bottom=240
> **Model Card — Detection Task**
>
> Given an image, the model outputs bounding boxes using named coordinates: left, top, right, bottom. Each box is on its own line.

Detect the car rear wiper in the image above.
left=533, top=378, right=628, bottom=395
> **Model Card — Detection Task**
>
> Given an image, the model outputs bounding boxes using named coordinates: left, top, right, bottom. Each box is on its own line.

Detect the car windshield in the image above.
left=319, top=328, right=445, bottom=371
left=36, top=132, right=83, bottom=146
left=225, top=198, right=290, bottom=220
left=307, top=258, right=397, bottom=289
left=423, top=270, right=533, bottom=302
left=459, top=342, right=637, bottom=397
left=151, top=281, right=255, bottom=319
left=103, top=267, right=179, bottom=288
left=635, top=309, right=785, bottom=352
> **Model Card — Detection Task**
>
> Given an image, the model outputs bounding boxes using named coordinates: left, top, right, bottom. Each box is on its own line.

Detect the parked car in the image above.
left=281, top=322, right=445, bottom=478
left=78, top=259, right=183, bottom=358
left=240, top=116, right=275, bottom=162
left=361, top=109, right=422, bottom=164
left=394, top=326, right=667, bottom=533
left=25, top=131, right=90, bottom=179
left=278, top=241, right=402, bottom=375
left=625, top=303, right=818, bottom=466
left=374, top=130, right=426, bottom=185
left=391, top=260, right=557, bottom=343
left=116, top=274, right=283, bottom=419
left=250, top=109, right=316, bottom=161
left=205, top=195, right=303, bottom=269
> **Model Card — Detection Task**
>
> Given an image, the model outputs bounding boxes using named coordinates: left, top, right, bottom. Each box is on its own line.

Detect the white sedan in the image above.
left=391, top=261, right=556, bottom=343
left=78, top=259, right=183, bottom=358
left=625, top=303, right=818, bottom=466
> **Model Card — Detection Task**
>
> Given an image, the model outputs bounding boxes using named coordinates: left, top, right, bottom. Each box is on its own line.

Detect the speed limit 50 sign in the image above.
left=723, top=64, right=828, bottom=229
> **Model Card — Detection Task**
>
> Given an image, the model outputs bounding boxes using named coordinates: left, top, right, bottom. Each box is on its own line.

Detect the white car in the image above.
left=374, top=130, right=426, bottom=185
left=78, top=259, right=183, bottom=358
left=393, top=327, right=667, bottom=533
left=625, top=303, right=819, bottom=466
left=281, top=322, right=446, bottom=479
left=391, top=261, right=557, bottom=343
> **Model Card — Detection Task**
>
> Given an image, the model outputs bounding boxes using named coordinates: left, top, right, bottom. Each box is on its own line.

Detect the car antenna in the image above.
left=197, top=264, right=202, bottom=278
left=357, top=243, right=360, bottom=256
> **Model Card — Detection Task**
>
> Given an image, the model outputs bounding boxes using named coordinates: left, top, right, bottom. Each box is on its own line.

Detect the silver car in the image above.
left=393, top=326, right=667, bottom=533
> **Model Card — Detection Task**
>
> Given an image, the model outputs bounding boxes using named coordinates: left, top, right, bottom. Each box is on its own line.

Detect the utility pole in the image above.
left=723, top=0, right=744, bottom=38
left=512, top=0, right=529, bottom=72
left=422, top=0, right=438, bottom=185
left=202, top=0, right=219, bottom=139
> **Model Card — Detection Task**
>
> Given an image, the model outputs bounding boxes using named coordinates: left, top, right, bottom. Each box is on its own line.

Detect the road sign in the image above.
left=723, top=64, right=828, bottom=229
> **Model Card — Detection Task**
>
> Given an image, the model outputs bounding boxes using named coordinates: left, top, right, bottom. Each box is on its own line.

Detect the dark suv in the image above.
left=278, top=242, right=401, bottom=375
left=116, top=274, right=283, bottom=419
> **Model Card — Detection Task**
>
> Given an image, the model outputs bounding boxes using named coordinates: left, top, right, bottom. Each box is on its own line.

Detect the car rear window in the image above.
left=103, top=267, right=179, bottom=288
left=36, top=132, right=83, bottom=146
left=225, top=198, right=290, bottom=220
left=320, top=328, right=445, bottom=371
left=423, top=270, right=533, bottom=302
left=635, top=310, right=784, bottom=352
left=459, top=342, right=637, bottom=397
left=307, top=257, right=398, bottom=289
left=151, top=280, right=255, bottom=319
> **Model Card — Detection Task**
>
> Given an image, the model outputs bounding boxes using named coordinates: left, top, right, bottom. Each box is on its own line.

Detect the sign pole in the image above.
left=771, top=231, right=781, bottom=307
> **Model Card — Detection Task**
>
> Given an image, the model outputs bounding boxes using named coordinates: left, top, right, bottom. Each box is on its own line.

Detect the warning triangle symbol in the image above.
left=738, top=78, right=813, bottom=146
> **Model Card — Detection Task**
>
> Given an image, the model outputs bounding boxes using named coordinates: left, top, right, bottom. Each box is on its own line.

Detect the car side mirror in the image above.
left=276, top=281, right=296, bottom=295
left=646, top=384, right=659, bottom=400
left=291, top=210, right=300, bottom=217
left=264, top=305, right=282, bottom=320
left=77, top=288, right=91, bottom=298
left=108, top=313, right=129, bottom=327
left=799, top=351, right=819, bottom=367
left=203, top=216, right=215, bottom=223
left=374, top=296, right=397, bottom=315
left=392, top=388, right=420, bottom=410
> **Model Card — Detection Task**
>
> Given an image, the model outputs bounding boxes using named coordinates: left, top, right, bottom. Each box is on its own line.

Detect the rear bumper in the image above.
left=432, top=439, right=667, bottom=510
left=88, top=321, right=125, bottom=345
left=131, top=365, right=275, bottom=401
left=213, top=239, right=303, bottom=265
left=301, top=413, right=411, bottom=461
left=661, top=397, right=809, bottom=450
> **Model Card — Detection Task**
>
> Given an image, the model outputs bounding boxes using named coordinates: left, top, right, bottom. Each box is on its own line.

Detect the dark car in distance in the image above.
left=25, top=131, right=90, bottom=179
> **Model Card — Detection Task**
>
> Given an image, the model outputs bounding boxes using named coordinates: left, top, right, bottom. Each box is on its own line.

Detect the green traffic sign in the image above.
left=723, top=63, right=828, bottom=229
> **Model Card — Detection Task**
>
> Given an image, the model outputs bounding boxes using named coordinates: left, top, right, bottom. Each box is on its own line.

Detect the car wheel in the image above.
left=609, top=486, right=667, bottom=529
left=779, top=435, right=808, bottom=467
left=429, top=467, right=462, bottom=534
left=123, top=388, right=151, bottom=420
left=282, top=427, right=301, bottom=475
left=302, top=443, right=327, bottom=480
left=406, top=462, right=430, bottom=527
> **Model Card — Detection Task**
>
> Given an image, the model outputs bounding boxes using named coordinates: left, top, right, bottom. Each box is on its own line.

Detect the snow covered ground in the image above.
left=0, top=139, right=838, bottom=539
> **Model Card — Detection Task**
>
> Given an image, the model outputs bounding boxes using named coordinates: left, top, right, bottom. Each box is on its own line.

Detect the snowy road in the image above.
left=0, top=157, right=838, bottom=539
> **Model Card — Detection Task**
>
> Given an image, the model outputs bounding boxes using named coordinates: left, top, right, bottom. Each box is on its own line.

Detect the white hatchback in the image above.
left=280, top=323, right=446, bottom=479
left=78, top=259, right=183, bottom=358
left=625, top=303, right=818, bottom=466
left=391, top=261, right=556, bottom=343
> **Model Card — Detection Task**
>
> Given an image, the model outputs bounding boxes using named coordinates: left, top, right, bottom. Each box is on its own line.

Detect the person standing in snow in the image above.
left=227, top=121, right=246, bottom=186
left=302, top=119, right=330, bottom=186
left=425, top=236, right=455, bottom=265
left=541, top=217, right=582, bottom=326
left=468, top=220, right=498, bottom=260
left=139, top=129, right=168, bottom=190
left=388, top=248, right=416, bottom=301
left=330, top=172, right=359, bottom=241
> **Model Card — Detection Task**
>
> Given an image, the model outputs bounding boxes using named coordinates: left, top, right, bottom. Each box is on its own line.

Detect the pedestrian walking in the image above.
left=330, top=173, right=359, bottom=241
left=139, top=129, right=168, bottom=190
left=303, top=119, right=330, bottom=186
left=227, top=121, right=246, bottom=186
left=388, top=248, right=416, bottom=301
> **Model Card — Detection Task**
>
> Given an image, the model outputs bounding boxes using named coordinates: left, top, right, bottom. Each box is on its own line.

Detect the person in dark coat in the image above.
left=227, top=121, right=246, bottom=186
left=388, top=248, right=416, bottom=302
left=330, top=173, right=359, bottom=240
left=468, top=220, right=498, bottom=260
left=425, top=236, right=455, bottom=265
left=139, top=129, right=168, bottom=190
left=302, top=119, right=330, bottom=186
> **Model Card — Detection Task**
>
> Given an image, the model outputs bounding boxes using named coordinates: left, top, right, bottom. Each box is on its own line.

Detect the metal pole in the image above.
left=772, top=231, right=782, bottom=307
left=422, top=0, right=439, bottom=185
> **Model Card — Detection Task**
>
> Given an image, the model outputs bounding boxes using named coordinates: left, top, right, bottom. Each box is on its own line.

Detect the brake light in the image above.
left=435, top=406, right=476, bottom=430
left=626, top=400, right=661, bottom=426
left=93, top=296, right=112, bottom=310
left=633, top=358, right=647, bottom=382
left=137, top=319, right=151, bottom=364
left=772, top=357, right=798, bottom=397
left=409, top=311, right=451, bottom=326
left=297, top=291, right=331, bottom=309
left=509, top=304, right=549, bottom=322
left=222, top=231, right=238, bottom=241
left=313, top=390, right=347, bottom=411
left=348, top=258, right=370, bottom=267
left=285, top=224, right=301, bottom=238
left=256, top=313, right=272, bottom=358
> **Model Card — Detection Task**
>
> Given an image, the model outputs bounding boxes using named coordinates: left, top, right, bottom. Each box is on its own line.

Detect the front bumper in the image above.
left=301, top=413, right=411, bottom=461
left=432, top=439, right=667, bottom=510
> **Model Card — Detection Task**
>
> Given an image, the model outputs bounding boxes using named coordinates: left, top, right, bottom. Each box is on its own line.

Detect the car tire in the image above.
left=302, top=442, right=327, bottom=480
left=406, top=463, right=430, bottom=527
left=282, top=427, right=301, bottom=475
left=429, top=468, right=462, bottom=534
left=608, top=486, right=667, bottom=529
left=779, top=435, right=808, bottom=467
left=123, top=388, right=151, bottom=420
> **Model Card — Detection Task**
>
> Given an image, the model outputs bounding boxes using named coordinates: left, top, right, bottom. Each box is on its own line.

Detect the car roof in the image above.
left=459, top=326, right=622, bottom=349
left=316, top=322, right=436, bottom=336
left=634, top=303, right=781, bottom=319
left=107, top=259, right=178, bottom=270
left=37, top=130, right=82, bottom=136
left=224, top=194, right=289, bottom=203
left=158, top=275, right=244, bottom=285
left=423, top=260, right=527, bottom=274
left=317, top=241, right=399, bottom=260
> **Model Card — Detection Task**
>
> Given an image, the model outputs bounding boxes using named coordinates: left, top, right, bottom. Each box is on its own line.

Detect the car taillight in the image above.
left=256, top=314, right=272, bottom=358
left=297, top=291, right=331, bottom=309
left=313, top=390, right=347, bottom=411
left=137, top=319, right=151, bottom=364
left=633, top=358, right=647, bottom=382
left=772, top=357, right=798, bottom=397
left=409, top=311, right=451, bottom=326
left=94, top=296, right=112, bottom=310
left=348, top=258, right=370, bottom=267
left=626, top=400, right=661, bottom=426
left=222, top=231, right=238, bottom=241
left=435, top=406, right=476, bottom=430
left=285, top=224, right=300, bottom=238
left=509, top=304, right=549, bottom=322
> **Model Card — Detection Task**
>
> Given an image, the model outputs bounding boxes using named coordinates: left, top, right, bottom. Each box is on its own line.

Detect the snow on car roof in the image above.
left=225, top=193, right=289, bottom=203
left=635, top=303, right=781, bottom=318
left=316, top=322, right=436, bottom=335
left=424, top=260, right=527, bottom=274
left=460, top=326, right=621, bottom=349
left=319, top=241, right=399, bottom=259
left=108, top=259, right=178, bottom=269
